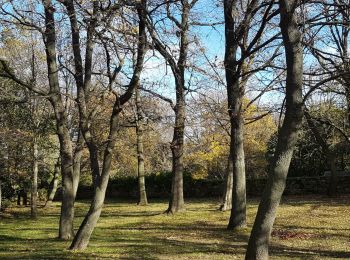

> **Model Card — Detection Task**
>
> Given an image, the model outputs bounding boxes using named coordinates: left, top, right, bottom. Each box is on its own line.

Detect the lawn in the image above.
left=0, top=196, right=349, bottom=259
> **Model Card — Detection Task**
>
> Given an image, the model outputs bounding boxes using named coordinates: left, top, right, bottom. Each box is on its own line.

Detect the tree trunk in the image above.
left=68, top=0, right=147, bottom=249
left=166, top=98, right=186, bottom=214
left=0, top=180, right=2, bottom=211
left=135, top=85, right=148, bottom=206
left=227, top=115, right=246, bottom=229
left=223, top=0, right=250, bottom=227
left=42, top=0, right=76, bottom=240
left=45, top=158, right=60, bottom=206
left=31, top=137, right=38, bottom=219
left=327, top=153, right=338, bottom=197
left=220, top=163, right=233, bottom=211
left=73, top=132, right=84, bottom=197
left=70, top=106, right=121, bottom=250
left=23, top=192, right=28, bottom=206
left=245, top=1, right=304, bottom=258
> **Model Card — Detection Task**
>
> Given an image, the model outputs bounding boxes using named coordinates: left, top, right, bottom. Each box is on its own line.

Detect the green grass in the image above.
left=0, top=195, right=349, bottom=259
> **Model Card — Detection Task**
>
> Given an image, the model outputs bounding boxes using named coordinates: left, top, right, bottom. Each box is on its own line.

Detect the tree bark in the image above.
left=167, top=97, right=186, bottom=214
left=165, top=1, right=190, bottom=214
left=0, top=180, right=2, bottom=210
left=42, top=0, right=76, bottom=240
left=135, top=85, right=148, bottom=206
left=227, top=115, right=246, bottom=229
left=245, top=1, right=304, bottom=258
left=73, top=132, right=84, bottom=197
left=68, top=0, right=147, bottom=249
left=220, top=163, right=233, bottom=211
left=31, top=137, right=38, bottom=219
left=46, top=157, right=60, bottom=206
left=222, top=0, right=255, bottom=227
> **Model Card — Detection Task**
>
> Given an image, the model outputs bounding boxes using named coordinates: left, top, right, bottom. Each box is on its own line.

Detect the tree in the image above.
left=222, top=0, right=279, bottom=232
left=135, top=84, right=148, bottom=205
left=145, top=0, right=199, bottom=214
left=0, top=1, right=83, bottom=239
left=245, top=0, right=304, bottom=258
left=60, top=0, right=148, bottom=249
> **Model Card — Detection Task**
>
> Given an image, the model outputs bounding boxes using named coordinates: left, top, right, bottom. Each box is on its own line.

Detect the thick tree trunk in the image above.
left=46, top=158, right=60, bottom=206
left=43, top=1, right=76, bottom=240
left=167, top=98, right=186, bottom=214
left=227, top=115, right=246, bottom=229
left=31, top=138, right=38, bottom=219
left=245, top=1, right=304, bottom=258
left=136, top=86, right=148, bottom=206
left=223, top=0, right=250, bottom=227
left=57, top=130, right=75, bottom=240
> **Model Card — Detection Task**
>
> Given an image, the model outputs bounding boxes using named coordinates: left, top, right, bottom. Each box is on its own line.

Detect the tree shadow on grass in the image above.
left=270, top=244, right=350, bottom=259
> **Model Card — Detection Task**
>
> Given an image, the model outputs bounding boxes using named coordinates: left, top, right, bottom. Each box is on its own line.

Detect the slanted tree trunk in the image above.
left=46, top=158, right=60, bottom=206
left=42, top=0, right=76, bottom=240
left=68, top=0, right=147, bottom=249
left=245, top=1, right=304, bottom=258
left=31, top=137, right=38, bottom=219
left=69, top=111, right=120, bottom=249
left=135, top=85, right=148, bottom=206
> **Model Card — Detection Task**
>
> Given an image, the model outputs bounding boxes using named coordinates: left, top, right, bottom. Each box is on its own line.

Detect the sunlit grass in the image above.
left=0, top=196, right=349, bottom=259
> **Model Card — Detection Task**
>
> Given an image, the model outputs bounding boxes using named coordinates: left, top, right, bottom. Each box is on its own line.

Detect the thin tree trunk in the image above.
left=136, top=85, right=148, bottom=206
left=245, top=1, right=304, bottom=258
left=73, top=132, right=84, bottom=197
left=31, top=137, right=38, bottom=219
left=220, top=163, right=233, bottom=211
left=45, top=157, right=60, bottom=206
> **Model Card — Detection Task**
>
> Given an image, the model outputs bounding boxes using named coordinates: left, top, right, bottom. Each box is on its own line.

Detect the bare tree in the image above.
left=146, top=0, right=199, bottom=214
left=245, top=0, right=304, bottom=258
left=60, top=0, right=148, bottom=249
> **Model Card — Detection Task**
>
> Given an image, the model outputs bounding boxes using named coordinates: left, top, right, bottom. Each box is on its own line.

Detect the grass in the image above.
left=0, top=195, right=349, bottom=259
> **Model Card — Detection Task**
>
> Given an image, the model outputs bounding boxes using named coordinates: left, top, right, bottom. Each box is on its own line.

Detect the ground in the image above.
left=0, top=195, right=349, bottom=259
